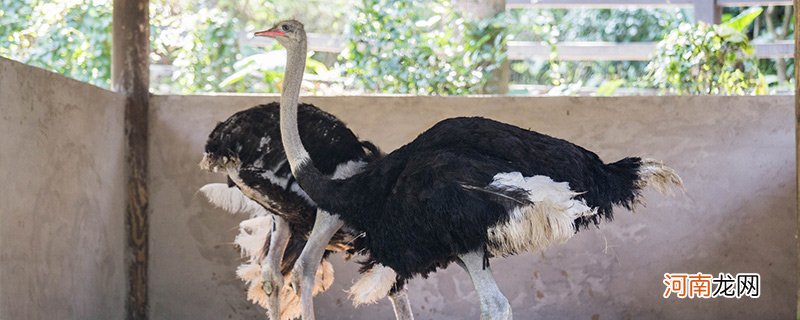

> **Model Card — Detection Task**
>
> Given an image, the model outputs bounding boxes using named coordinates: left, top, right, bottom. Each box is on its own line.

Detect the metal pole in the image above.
left=112, top=0, right=149, bottom=319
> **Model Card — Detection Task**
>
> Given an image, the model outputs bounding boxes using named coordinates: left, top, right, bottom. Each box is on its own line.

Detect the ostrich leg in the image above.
left=388, top=288, right=415, bottom=320
left=291, top=209, right=343, bottom=320
left=263, top=215, right=291, bottom=320
left=458, top=251, right=512, bottom=320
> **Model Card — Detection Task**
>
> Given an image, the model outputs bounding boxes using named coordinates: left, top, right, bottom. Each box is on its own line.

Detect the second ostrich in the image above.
left=256, top=20, right=684, bottom=320
left=199, top=103, right=413, bottom=320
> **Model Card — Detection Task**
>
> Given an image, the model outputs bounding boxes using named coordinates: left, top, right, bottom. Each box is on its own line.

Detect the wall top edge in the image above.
left=152, top=93, right=794, bottom=99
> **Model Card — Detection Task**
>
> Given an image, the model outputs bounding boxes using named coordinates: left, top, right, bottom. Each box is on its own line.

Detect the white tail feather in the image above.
left=236, top=262, right=262, bottom=283
left=486, top=173, right=596, bottom=256
left=233, top=216, right=272, bottom=259
left=348, top=264, right=397, bottom=306
left=238, top=215, right=273, bottom=235
left=199, top=183, right=268, bottom=217
left=637, top=158, right=685, bottom=194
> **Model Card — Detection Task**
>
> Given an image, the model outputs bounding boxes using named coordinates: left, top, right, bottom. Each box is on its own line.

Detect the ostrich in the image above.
left=256, top=20, right=683, bottom=320
left=199, top=103, right=414, bottom=320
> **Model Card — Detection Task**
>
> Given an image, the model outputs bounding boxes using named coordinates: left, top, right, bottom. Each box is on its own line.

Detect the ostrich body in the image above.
left=199, top=103, right=412, bottom=320
left=257, top=20, right=683, bottom=320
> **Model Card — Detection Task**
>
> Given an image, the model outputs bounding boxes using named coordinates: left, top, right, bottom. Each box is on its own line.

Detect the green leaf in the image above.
left=219, top=67, right=253, bottom=88
left=596, top=79, right=625, bottom=96
left=723, top=7, right=763, bottom=32
left=304, top=56, right=329, bottom=75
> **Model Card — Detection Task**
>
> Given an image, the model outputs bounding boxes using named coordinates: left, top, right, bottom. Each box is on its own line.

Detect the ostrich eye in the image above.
left=281, top=25, right=289, bottom=32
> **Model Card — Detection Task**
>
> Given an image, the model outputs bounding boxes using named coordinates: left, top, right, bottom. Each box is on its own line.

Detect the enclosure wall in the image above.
left=0, top=58, right=126, bottom=319
left=149, top=94, right=796, bottom=319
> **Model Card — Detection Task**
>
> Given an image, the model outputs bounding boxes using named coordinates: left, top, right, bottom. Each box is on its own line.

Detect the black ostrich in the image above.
left=256, top=20, right=683, bottom=320
left=199, top=103, right=413, bottom=320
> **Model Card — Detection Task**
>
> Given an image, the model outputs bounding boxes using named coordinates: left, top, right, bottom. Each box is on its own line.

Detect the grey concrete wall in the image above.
left=0, top=58, right=126, bottom=320
left=149, top=94, right=795, bottom=319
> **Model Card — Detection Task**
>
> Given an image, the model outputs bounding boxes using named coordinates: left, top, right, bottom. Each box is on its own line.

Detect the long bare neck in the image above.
left=280, top=40, right=311, bottom=170
left=279, top=37, right=337, bottom=203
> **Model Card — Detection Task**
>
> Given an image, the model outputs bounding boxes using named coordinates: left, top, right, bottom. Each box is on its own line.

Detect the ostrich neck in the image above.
left=279, top=39, right=338, bottom=203
left=280, top=41, right=310, bottom=169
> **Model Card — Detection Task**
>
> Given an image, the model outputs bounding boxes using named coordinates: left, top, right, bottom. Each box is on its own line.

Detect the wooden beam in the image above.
left=112, top=0, right=149, bottom=319
left=508, top=41, right=654, bottom=60
left=242, top=34, right=795, bottom=60
left=794, top=0, right=799, bottom=317
left=753, top=40, right=797, bottom=58
left=507, top=41, right=794, bottom=60
left=505, top=0, right=694, bottom=8
left=717, top=0, right=793, bottom=6
left=505, top=0, right=791, bottom=8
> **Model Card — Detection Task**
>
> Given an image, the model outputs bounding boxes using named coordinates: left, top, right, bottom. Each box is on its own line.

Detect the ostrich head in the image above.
left=199, top=119, right=241, bottom=173
left=254, top=19, right=306, bottom=48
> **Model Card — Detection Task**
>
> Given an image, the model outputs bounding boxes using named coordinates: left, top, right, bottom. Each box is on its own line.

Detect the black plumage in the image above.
left=202, top=101, right=381, bottom=270
left=295, top=116, right=676, bottom=288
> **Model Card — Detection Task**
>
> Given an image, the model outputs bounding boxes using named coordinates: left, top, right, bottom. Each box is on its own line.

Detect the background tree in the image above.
left=1, top=0, right=112, bottom=88
left=340, top=0, right=507, bottom=95
left=645, top=8, right=768, bottom=94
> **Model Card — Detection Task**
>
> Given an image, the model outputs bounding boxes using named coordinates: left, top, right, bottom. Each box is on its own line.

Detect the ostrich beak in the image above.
left=254, top=27, right=284, bottom=37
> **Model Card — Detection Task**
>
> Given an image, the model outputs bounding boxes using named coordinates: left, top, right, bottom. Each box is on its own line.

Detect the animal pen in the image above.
left=0, top=0, right=798, bottom=319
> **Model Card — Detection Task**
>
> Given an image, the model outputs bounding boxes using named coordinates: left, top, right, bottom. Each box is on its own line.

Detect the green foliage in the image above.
left=341, top=0, right=507, bottom=95
left=645, top=12, right=767, bottom=95
left=1, top=0, right=112, bottom=88
left=219, top=50, right=332, bottom=94
left=2, top=1, right=791, bottom=95
left=207, top=0, right=356, bottom=94
left=0, top=0, right=245, bottom=92
left=150, top=2, right=244, bottom=93
left=229, top=0, right=355, bottom=35
left=508, top=8, right=688, bottom=93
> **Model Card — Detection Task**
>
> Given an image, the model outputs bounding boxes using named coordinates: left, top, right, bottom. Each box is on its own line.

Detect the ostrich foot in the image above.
left=262, top=263, right=283, bottom=296
left=261, top=215, right=290, bottom=320
left=289, top=261, right=304, bottom=295
left=262, top=263, right=283, bottom=320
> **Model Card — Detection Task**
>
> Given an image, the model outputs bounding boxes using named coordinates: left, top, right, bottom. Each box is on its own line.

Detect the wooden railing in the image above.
left=239, top=0, right=794, bottom=61
left=240, top=37, right=794, bottom=61
left=507, top=40, right=795, bottom=60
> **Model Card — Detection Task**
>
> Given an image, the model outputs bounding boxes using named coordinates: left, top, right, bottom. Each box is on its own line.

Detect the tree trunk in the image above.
left=766, top=6, right=788, bottom=83
left=454, top=0, right=509, bottom=94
